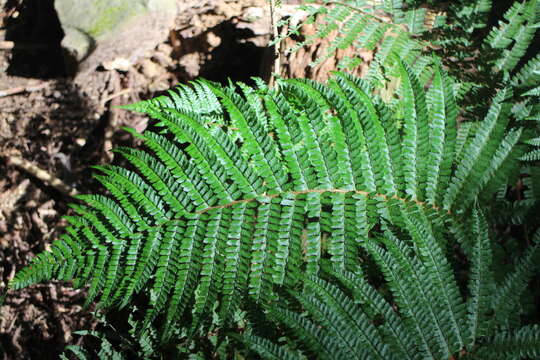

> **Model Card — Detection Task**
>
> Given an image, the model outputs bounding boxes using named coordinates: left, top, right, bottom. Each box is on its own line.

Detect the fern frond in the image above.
left=301, top=276, right=394, bottom=360
left=363, top=230, right=447, bottom=358
left=268, top=306, right=343, bottom=360
left=466, top=209, right=494, bottom=345
left=443, top=88, right=514, bottom=211
left=11, top=71, right=527, bottom=336
left=489, top=0, right=539, bottom=72
left=486, top=1, right=529, bottom=49
left=481, top=325, right=540, bottom=359
left=401, top=204, right=467, bottom=350
left=397, top=59, right=430, bottom=200
left=512, top=54, right=540, bottom=89
left=326, top=266, right=417, bottom=359
left=425, top=61, right=458, bottom=205
left=327, top=74, right=397, bottom=195
left=285, top=0, right=538, bottom=132
left=490, top=229, right=540, bottom=329
left=243, top=209, right=538, bottom=360
left=242, top=334, right=304, bottom=360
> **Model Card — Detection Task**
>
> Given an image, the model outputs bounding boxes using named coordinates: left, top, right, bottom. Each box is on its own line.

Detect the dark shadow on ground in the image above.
left=172, top=19, right=271, bottom=86
left=4, top=0, right=65, bottom=78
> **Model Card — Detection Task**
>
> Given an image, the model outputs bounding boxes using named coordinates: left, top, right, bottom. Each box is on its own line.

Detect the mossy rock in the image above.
left=55, top=0, right=177, bottom=75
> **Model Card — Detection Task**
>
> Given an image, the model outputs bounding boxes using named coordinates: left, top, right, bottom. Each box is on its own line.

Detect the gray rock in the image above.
left=55, top=0, right=177, bottom=76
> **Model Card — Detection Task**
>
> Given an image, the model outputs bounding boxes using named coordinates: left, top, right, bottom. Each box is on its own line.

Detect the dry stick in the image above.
left=5, top=154, right=78, bottom=197
left=99, top=88, right=132, bottom=108
left=0, top=5, right=19, bottom=22
left=102, top=72, right=122, bottom=162
left=0, top=8, right=16, bottom=19
left=269, top=0, right=281, bottom=89
left=0, top=82, right=49, bottom=97
left=0, top=41, right=14, bottom=50
left=0, top=40, right=50, bottom=50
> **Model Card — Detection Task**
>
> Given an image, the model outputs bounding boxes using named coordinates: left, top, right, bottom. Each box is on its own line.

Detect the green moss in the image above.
left=86, top=1, right=139, bottom=38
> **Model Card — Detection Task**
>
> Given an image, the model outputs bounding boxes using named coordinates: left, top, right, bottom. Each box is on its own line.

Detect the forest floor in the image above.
left=0, top=0, right=278, bottom=358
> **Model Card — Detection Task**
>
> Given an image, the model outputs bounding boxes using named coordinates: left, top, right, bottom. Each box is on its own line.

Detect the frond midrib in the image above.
left=72, top=187, right=452, bottom=245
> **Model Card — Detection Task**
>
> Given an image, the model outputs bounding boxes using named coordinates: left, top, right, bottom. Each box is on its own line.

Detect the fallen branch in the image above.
left=4, top=154, right=78, bottom=197
left=0, top=40, right=50, bottom=50
left=0, top=82, right=49, bottom=97
left=102, top=72, right=123, bottom=162
left=0, top=41, right=14, bottom=50
left=99, top=87, right=132, bottom=108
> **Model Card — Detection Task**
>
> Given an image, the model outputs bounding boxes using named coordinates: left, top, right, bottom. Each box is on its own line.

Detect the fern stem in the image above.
left=269, top=0, right=281, bottom=89
left=195, top=188, right=450, bottom=215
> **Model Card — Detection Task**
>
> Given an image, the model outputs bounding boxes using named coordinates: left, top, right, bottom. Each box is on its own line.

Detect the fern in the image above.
left=285, top=0, right=539, bottom=119
left=242, top=211, right=540, bottom=360
left=9, top=64, right=527, bottom=338
left=486, top=0, right=538, bottom=72
left=60, top=307, right=242, bottom=360
left=286, top=0, right=430, bottom=67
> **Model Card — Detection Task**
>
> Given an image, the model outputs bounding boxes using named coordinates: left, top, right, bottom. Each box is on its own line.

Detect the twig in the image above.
left=0, top=82, right=49, bottom=97
left=0, top=40, right=14, bottom=49
left=102, top=72, right=122, bottom=162
left=0, top=8, right=16, bottom=20
left=0, top=40, right=50, bottom=50
left=0, top=4, right=20, bottom=21
left=99, top=88, right=132, bottom=108
left=4, top=154, right=78, bottom=197
left=269, top=0, right=281, bottom=89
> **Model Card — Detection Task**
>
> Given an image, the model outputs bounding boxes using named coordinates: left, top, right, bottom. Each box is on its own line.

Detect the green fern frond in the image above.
left=486, top=1, right=529, bottom=49
left=241, top=334, right=303, bottom=360
left=396, top=60, right=430, bottom=200
left=486, top=0, right=539, bottom=72
left=284, top=0, right=428, bottom=74
left=328, top=267, right=417, bottom=359
left=512, top=53, right=540, bottom=90
left=425, top=60, right=458, bottom=204
left=10, top=70, right=526, bottom=336
left=366, top=221, right=456, bottom=358
left=286, top=0, right=538, bottom=126
left=61, top=313, right=175, bottom=360
left=490, top=229, right=540, bottom=329
left=443, top=88, right=518, bottom=211
left=242, top=210, right=540, bottom=360
left=401, top=204, right=467, bottom=350
left=466, top=209, right=495, bottom=345
left=300, top=275, right=394, bottom=360
left=482, top=325, right=540, bottom=359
